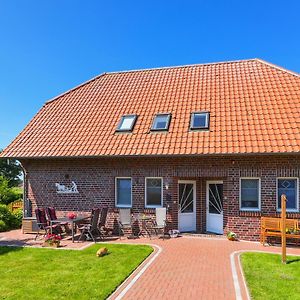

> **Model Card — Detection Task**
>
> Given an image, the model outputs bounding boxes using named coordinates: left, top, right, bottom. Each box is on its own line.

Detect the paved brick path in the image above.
left=110, top=236, right=300, bottom=300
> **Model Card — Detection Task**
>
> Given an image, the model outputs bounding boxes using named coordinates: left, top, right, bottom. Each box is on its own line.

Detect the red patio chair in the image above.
left=34, top=208, right=61, bottom=240
left=46, top=207, right=69, bottom=233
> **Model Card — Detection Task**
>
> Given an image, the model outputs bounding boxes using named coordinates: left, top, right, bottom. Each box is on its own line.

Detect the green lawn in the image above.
left=241, top=252, right=300, bottom=300
left=0, top=244, right=153, bottom=300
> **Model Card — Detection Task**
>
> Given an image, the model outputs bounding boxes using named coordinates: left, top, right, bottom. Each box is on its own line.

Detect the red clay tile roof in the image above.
left=1, top=59, right=300, bottom=158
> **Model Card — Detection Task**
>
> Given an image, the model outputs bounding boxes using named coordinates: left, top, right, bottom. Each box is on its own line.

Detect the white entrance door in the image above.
left=206, top=181, right=223, bottom=234
left=178, top=180, right=196, bottom=232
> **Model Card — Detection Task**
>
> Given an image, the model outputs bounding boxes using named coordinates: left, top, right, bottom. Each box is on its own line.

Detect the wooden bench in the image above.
left=261, top=217, right=300, bottom=245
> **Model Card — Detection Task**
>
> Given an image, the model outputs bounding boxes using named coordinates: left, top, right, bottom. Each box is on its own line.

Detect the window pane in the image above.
left=146, top=178, right=162, bottom=206
left=118, top=115, right=136, bottom=131
left=179, top=183, right=194, bottom=213
left=240, top=179, right=259, bottom=209
left=278, top=179, right=297, bottom=210
left=192, top=112, right=208, bottom=129
left=152, top=114, right=170, bottom=130
left=116, top=178, right=132, bottom=206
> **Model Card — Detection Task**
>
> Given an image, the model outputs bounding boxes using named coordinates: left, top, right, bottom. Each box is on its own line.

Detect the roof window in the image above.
left=116, top=115, right=137, bottom=132
left=151, top=113, right=171, bottom=131
left=190, top=112, right=209, bottom=130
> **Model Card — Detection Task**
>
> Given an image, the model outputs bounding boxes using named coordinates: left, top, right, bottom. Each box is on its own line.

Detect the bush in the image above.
left=0, top=176, right=22, bottom=205
left=12, top=208, right=23, bottom=228
left=0, top=220, right=7, bottom=232
left=0, top=204, right=22, bottom=232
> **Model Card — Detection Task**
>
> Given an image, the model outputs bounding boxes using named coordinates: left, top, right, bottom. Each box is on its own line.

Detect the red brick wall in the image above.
left=21, top=155, right=300, bottom=241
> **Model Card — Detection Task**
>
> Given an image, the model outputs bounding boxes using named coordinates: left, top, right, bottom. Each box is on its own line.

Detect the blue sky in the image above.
left=0, top=0, right=299, bottom=149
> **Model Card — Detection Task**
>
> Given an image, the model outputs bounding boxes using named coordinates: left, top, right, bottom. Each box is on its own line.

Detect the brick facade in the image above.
left=21, top=155, right=300, bottom=241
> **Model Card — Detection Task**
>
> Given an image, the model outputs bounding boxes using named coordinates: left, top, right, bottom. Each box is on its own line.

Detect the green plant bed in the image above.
left=0, top=244, right=153, bottom=300
left=241, top=252, right=300, bottom=300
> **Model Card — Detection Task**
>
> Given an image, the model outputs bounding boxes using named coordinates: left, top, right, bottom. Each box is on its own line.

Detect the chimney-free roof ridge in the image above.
left=44, top=58, right=258, bottom=106
left=105, top=58, right=258, bottom=75
left=44, top=58, right=299, bottom=107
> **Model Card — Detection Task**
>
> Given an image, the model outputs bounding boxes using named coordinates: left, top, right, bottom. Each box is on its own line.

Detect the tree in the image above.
left=0, top=153, right=22, bottom=187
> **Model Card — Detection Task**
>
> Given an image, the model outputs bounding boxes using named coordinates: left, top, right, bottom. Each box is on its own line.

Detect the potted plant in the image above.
left=227, top=231, right=237, bottom=241
left=43, top=234, right=62, bottom=248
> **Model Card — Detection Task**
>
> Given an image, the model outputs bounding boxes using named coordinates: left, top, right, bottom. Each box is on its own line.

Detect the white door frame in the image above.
left=178, top=180, right=196, bottom=232
left=206, top=180, right=223, bottom=234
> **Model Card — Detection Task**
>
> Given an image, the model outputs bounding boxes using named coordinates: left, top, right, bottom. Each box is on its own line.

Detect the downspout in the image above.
left=19, top=161, right=28, bottom=218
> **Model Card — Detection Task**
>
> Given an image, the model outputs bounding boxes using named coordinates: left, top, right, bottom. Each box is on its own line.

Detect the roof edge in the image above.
left=2, top=151, right=300, bottom=160
left=105, top=58, right=258, bottom=75
left=255, top=58, right=300, bottom=78
left=45, top=72, right=107, bottom=105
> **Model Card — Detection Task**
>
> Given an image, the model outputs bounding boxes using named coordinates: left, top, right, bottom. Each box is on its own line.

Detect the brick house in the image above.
left=1, top=59, right=300, bottom=241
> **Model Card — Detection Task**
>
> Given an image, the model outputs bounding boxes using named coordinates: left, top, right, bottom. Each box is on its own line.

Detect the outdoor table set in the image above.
left=50, top=215, right=88, bottom=242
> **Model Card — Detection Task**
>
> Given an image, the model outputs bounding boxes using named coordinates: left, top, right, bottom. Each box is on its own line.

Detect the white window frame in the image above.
left=190, top=111, right=210, bottom=130
left=276, top=177, right=299, bottom=212
left=239, top=177, right=261, bottom=211
left=115, top=177, right=132, bottom=208
left=145, top=177, right=163, bottom=208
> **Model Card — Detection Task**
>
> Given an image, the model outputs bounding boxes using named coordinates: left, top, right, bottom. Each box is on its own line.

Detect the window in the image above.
left=240, top=178, right=260, bottom=211
left=117, top=115, right=137, bottom=132
left=145, top=178, right=163, bottom=207
left=190, top=112, right=209, bottom=129
left=151, top=113, right=171, bottom=131
left=115, top=178, right=132, bottom=207
left=277, top=178, right=299, bottom=212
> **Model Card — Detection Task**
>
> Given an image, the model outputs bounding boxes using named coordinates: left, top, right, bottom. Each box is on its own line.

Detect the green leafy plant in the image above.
left=0, top=204, right=22, bottom=232
left=227, top=231, right=237, bottom=240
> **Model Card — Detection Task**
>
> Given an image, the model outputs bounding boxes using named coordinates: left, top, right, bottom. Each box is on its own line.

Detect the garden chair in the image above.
left=98, top=206, right=112, bottom=238
left=78, top=208, right=101, bottom=243
left=148, top=207, right=169, bottom=240
left=118, top=208, right=132, bottom=238
left=34, top=208, right=61, bottom=240
left=45, top=207, right=69, bottom=234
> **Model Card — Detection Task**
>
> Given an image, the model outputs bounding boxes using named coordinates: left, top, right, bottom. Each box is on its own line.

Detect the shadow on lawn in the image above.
left=287, top=258, right=300, bottom=264
left=0, top=245, right=24, bottom=256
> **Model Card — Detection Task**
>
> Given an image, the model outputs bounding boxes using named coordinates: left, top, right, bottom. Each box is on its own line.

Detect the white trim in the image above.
left=178, top=180, right=196, bottom=232
left=145, top=177, right=163, bottom=208
left=276, top=177, right=299, bottom=212
left=239, top=177, right=261, bottom=211
left=115, top=177, right=132, bottom=208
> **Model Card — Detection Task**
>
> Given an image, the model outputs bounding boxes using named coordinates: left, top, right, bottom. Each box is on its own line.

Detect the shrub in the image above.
left=0, top=176, right=22, bottom=205
left=12, top=208, right=23, bottom=228
left=0, top=204, right=22, bottom=232
left=0, top=220, right=7, bottom=232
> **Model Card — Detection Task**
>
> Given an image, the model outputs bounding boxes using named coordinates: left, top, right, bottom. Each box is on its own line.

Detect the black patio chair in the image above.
left=34, top=208, right=61, bottom=240
left=78, top=208, right=101, bottom=243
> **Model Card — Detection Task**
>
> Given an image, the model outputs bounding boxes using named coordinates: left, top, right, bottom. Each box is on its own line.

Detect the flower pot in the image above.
left=43, top=241, right=60, bottom=248
left=227, top=237, right=235, bottom=241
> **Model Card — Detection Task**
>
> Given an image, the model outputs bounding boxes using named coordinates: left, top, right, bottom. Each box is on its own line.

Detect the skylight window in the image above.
left=151, top=113, right=171, bottom=131
left=190, top=112, right=209, bottom=130
left=117, top=115, right=137, bottom=132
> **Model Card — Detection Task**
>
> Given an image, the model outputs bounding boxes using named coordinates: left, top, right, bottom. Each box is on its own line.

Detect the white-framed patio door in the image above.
left=206, top=181, right=223, bottom=234
left=178, top=180, right=196, bottom=232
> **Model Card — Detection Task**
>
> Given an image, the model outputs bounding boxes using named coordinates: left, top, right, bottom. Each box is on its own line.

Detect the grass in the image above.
left=241, top=252, right=300, bottom=300
left=0, top=244, right=153, bottom=300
